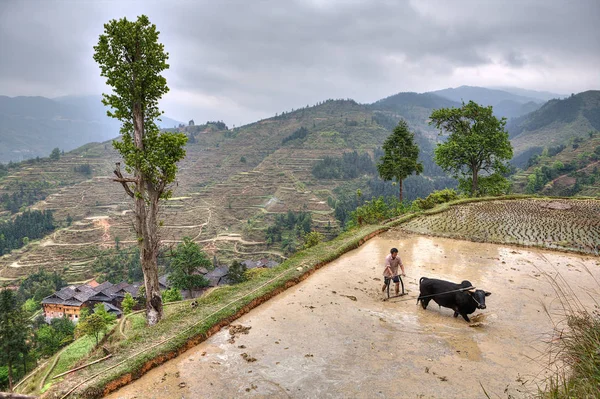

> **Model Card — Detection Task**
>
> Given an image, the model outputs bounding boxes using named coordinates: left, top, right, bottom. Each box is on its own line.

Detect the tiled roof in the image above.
left=93, top=281, right=114, bottom=293
left=206, top=265, right=229, bottom=278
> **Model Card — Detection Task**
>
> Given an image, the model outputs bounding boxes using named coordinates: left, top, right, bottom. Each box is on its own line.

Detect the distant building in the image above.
left=41, top=280, right=141, bottom=323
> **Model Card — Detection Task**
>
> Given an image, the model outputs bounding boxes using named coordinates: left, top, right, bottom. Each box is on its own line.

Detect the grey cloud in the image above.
left=0, top=0, right=599, bottom=124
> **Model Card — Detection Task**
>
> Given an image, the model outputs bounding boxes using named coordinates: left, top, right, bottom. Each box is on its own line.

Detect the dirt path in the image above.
left=105, top=232, right=599, bottom=399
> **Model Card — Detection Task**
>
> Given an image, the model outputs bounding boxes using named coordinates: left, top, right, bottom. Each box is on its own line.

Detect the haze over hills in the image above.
left=430, top=85, right=548, bottom=119
left=0, top=95, right=183, bottom=163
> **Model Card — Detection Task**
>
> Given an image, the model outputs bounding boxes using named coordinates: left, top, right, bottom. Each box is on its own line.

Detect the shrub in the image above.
left=413, top=189, right=459, bottom=210
left=161, top=288, right=182, bottom=303
left=303, top=231, right=325, bottom=249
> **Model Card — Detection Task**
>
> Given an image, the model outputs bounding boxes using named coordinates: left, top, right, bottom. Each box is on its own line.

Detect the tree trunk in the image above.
left=131, top=101, right=163, bottom=326
left=472, top=170, right=478, bottom=195
left=398, top=179, right=403, bottom=202
left=138, top=186, right=163, bottom=326
left=7, top=359, right=13, bottom=392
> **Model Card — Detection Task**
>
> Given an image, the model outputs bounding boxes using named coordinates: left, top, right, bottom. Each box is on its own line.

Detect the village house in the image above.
left=41, top=280, right=141, bottom=323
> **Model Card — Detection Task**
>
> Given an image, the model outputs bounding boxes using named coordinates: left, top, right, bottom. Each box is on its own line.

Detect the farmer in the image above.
left=382, top=247, right=405, bottom=296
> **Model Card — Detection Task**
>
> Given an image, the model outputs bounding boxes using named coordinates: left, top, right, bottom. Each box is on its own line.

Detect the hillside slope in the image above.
left=508, top=91, right=600, bottom=157
left=0, top=98, right=457, bottom=284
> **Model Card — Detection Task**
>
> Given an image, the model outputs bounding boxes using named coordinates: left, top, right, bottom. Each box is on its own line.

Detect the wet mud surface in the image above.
left=106, top=232, right=600, bottom=398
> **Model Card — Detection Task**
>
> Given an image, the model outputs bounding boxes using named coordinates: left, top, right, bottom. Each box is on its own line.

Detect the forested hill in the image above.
left=508, top=90, right=600, bottom=158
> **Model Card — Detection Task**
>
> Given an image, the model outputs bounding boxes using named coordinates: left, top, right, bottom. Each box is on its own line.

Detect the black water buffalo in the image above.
left=417, top=277, right=491, bottom=322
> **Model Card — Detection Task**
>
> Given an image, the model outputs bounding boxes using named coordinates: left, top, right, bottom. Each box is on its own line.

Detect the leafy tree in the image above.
left=92, top=303, right=116, bottom=324
left=377, top=120, right=423, bottom=202
left=228, top=260, right=247, bottom=284
left=161, top=287, right=182, bottom=303
left=17, top=269, right=66, bottom=303
left=76, top=313, right=107, bottom=346
left=168, top=237, right=211, bottom=298
left=303, top=231, right=325, bottom=249
left=122, top=293, right=137, bottom=315
left=94, top=15, right=188, bottom=325
left=430, top=101, right=513, bottom=195
left=35, top=317, right=75, bottom=357
left=49, top=147, right=60, bottom=161
left=0, top=289, right=28, bottom=391
left=22, top=298, right=39, bottom=314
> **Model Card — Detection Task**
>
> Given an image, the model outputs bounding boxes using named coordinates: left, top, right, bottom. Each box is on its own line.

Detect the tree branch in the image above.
left=113, top=162, right=136, bottom=198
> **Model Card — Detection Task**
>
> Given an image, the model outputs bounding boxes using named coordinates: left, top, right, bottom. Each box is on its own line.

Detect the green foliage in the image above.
left=92, top=245, right=143, bottom=284
left=377, top=120, right=423, bottom=201
left=161, top=287, right=182, bottom=303
left=73, top=163, right=92, bottom=176
left=0, top=289, right=29, bottom=390
left=303, top=231, right=325, bottom=249
left=265, top=211, right=312, bottom=248
left=93, top=303, right=116, bottom=324
left=49, top=147, right=61, bottom=161
left=94, top=15, right=187, bottom=193
left=122, top=293, right=137, bottom=315
left=312, top=151, right=376, bottom=179
left=413, top=189, right=459, bottom=210
left=17, top=269, right=66, bottom=303
left=0, top=180, right=51, bottom=213
left=350, top=196, right=409, bottom=226
left=167, top=237, right=211, bottom=296
left=228, top=260, right=247, bottom=284
left=458, top=173, right=511, bottom=196
left=282, top=126, right=309, bottom=145
left=430, top=101, right=513, bottom=196
left=35, top=317, right=75, bottom=357
left=76, top=313, right=108, bottom=346
left=0, top=210, right=55, bottom=255
left=22, top=298, right=40, bottom=313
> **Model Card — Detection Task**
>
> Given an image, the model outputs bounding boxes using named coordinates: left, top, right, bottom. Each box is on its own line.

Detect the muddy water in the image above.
left=106, top=232, right=600, bottom=399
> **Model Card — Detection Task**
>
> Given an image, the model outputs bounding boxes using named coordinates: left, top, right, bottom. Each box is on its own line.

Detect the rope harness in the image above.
left=386, top=285, right=478, bottom=303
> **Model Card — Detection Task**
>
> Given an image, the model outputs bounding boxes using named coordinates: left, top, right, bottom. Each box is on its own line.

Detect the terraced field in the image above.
left=0, top=104, right=378, bottom=284
left=402, top=198, right=600, bottom=255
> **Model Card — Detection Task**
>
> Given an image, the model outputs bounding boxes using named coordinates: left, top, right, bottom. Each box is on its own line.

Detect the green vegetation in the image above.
left=282, top=126, right=309, bottom=145
left=167, top=237, right=212, bottom=297
left=228, top=260, right=247, bottom=284
left=122, top=293, right=137, bottom=315
left=94, top=14, right=188, bottom=325
left=35, top=318, right=76, bottom=357
left=302, top=231, right=325, bottom=249
left=49, top=148, right=61, bottom=161
left=0, top=210, right=55, bottom=255
left=1, top=180, right=51, bottom=214
left=430, top=101, right=513, bottom=195
left=161, top=288, right=182, bottom=303
left=92, top=244, right=143, bottom=284
left=311, top=150, right=376, bottom=179
left=17, top=270, right=66, bottom=305
left=513, top=131, right=600, bottom=197
left=265, top=210, right=313, bottom=253
left=377, top=119, right=423, bottom=201
left=0, top=289, right=29, bottom=391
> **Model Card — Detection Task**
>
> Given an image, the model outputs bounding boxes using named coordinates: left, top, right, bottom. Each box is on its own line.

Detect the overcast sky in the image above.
left=1, top=0, right=599, bottom=126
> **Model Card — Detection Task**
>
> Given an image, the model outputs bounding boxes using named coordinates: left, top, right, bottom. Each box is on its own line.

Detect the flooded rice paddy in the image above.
left=106, top=231, right=599, bottom=398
